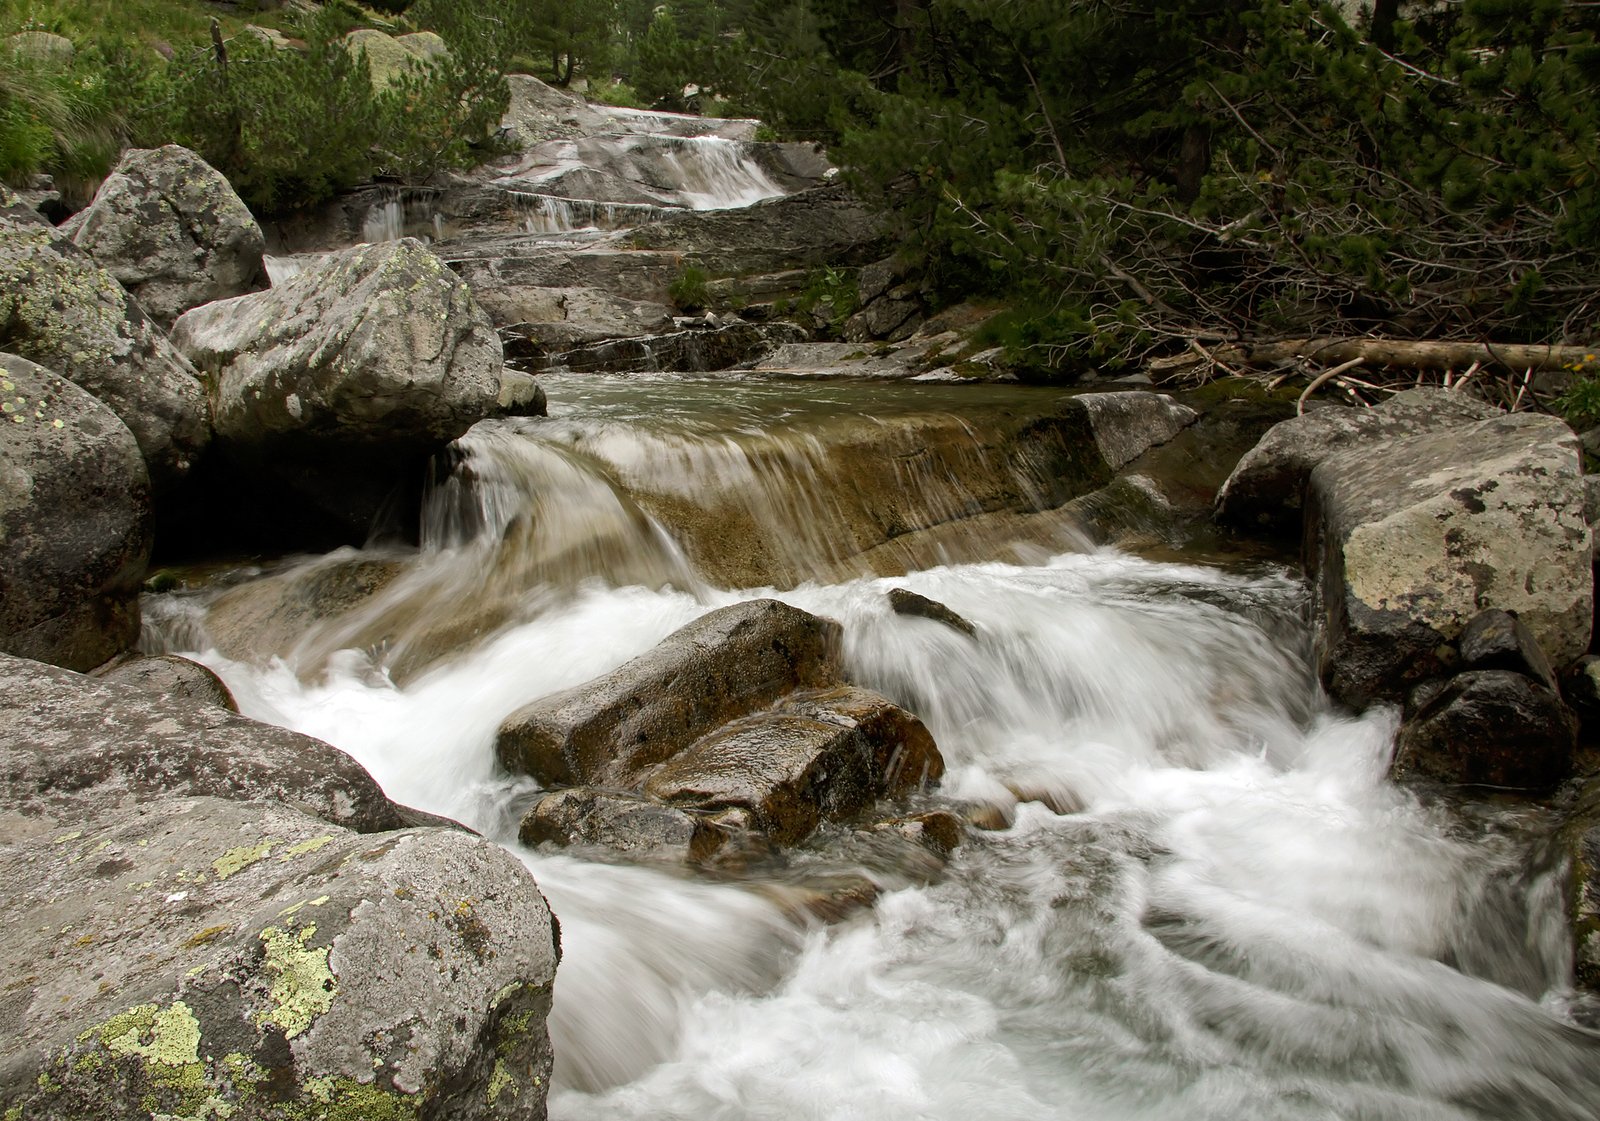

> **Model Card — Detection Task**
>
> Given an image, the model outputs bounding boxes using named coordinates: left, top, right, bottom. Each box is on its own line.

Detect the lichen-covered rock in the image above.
left=1306, top=413, right=1591, bottom=705
left=100, top=653, right=238, bottom=712
left=0, top=353, right=150, bottom=671
left=1393, top=670, right=1577, bottom=790
left=1217, top=389, right=1501, bottom=533
left=519, top=787, right=706, bottom=858
left=642, top=685, right=944, bottom=845
left=497, top=599, right=843, bottom=786
left=170, top=238, right=513, bottom=539
left=0, top=653, right=411, bottom=834
left=0, top=192, right=211, bottom=489
left=344, top=28, right=423, bottom=86
left=0, top=797, right=557, bottom=1121
left=64, top=145, right=267, bottom=328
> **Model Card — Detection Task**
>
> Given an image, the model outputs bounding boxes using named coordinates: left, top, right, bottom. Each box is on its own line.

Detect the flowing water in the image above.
left=147, top=372, right=1600, bottom=1119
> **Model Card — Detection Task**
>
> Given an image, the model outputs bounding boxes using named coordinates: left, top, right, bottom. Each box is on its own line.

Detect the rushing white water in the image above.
left=153, top=379, right=1600, bottom=1120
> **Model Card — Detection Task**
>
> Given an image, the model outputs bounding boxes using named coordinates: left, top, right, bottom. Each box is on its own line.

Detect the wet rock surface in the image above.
left=1305, top=412, right=1591, bottom=705
left=1217, top=388, right=1501, bottom=533
left=497, top=599, right=843, bottom=786
left=887, top=588, right=977, bottom=637
left=63, top=145, right=266, bottom=328
left=0, top=796, right=557, bottom=1121
left=0, top=353, right=151, bottom=671
left=0, top=189, right=211, bottom=489
left=0, top=653, right=412, bottom=835
left=1393, top=670, right=1577, bottom=790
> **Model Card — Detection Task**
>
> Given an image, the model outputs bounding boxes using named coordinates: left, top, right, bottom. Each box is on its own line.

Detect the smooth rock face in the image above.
left=644, top=685, right=943, bottom=845
left=1069, top=391, right=1199, bottom=471
left=0, top=797, right=557, bottom=1121
left=1393, top=670, right=1577, bottom=790
left=1306, top=413, right=1591, bottom=704
left=170, top=238, right=510, bottom=537
left=0, top=653, right=409, bottom=835
left=1217, top=389, right=1501, bottom=532
left=496, top=599, right=843, bottom=786
left=64, top=145, right=267, bottom=328
left=0, top=192, right=211, bottom=489
left=0, top=353, right=150, bottom=670
left=100, top=654, right=239, bottom=712
left=1458, top=608, right=1560, bottom=695
left=519, top=788, right=704, bottom=858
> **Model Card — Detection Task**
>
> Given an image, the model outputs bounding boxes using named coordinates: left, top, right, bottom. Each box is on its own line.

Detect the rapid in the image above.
left=144, top=372, right=1600, bottom=1121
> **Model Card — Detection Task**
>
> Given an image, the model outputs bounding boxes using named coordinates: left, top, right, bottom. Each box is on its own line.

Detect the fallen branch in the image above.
left=1297, top=358, right=1368, bottom=415
left=1221, top=337, right=1594, bottom=372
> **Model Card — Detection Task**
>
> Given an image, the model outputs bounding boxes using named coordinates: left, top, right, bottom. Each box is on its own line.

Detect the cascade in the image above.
left=146, top=372, right=1600, bottom=1120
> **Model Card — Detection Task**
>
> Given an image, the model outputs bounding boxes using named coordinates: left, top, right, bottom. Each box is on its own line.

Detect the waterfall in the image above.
left=147, top=340, right=1600, bottom=1120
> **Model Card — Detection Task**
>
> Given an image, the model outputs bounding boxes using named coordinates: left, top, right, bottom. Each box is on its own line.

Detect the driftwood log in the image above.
left=1217, top=338, right=1595, bottom=373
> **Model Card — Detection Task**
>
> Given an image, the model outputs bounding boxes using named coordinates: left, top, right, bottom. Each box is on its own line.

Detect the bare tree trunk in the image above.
left=1220, top=337, right=1595, bottom=372
left=1370, top=0, right=1400, bottom=50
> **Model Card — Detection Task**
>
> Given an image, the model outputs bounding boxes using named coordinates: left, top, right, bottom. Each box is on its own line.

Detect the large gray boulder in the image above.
left=497, top=599, right=843, bottom=786
left=0, top=192, right=211, bottom=489
left=0, top=354, right=150, bottom=671
left=1306, top=413, right=1591, bottom=704
left=0, top=653, right=412, bottom=835
left=1216, top=389, right=1500, bottom=533
left=170, top=238, right=513, bottom=538
left=0, top=796, right=557, bottom=1121
left=63, top=145, right=266, bottom=328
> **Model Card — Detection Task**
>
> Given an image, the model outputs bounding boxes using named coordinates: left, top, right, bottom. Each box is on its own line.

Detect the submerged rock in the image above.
left=171, top=238, right=514, bottom=540
left=0, top=191, right=211, bottom=489
left=64, top=145, right=267, bottom=328
left=519, top=787, right=708, bottom=859
left=497, top=599, right=842, bottom=786
left=0, top=353, right=150, bottom=671
left=0, top=653, right=413, bottom=834
left=1216, top=388, right=1501, bottom=533
left=1306, top=412, right=1591, bottom=705
left=0, top=796, right=557, bottom=1121
left=1393, top=670, right=1577, bottom=790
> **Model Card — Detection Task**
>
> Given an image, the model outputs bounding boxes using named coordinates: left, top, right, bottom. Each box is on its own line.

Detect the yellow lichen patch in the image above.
left=280, top=836, right=335, bottom=861
left=276, top=896, right=330, bottom=920
left=487, top=1059, right=516, bottom=1105
left=185, top=925, right=232, bottom=948
left=256, top=925, right=336, bottom=1039
left=213, top=842, right=273, bottom=881
left=53, top=830, right=83, bottom=845
left=98, top=1001, right=202, bottom=1069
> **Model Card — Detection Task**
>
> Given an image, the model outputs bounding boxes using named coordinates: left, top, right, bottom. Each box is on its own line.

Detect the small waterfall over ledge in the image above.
left=144, top=372, right=1600, bottom=1120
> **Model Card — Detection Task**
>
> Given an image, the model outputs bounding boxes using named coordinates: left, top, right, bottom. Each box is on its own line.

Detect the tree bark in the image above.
left=1219, top=337, right=1596, bottom=373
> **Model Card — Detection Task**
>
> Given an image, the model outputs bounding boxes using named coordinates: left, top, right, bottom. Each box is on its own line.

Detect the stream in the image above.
left=144, top=371, right=1600, bottom=1121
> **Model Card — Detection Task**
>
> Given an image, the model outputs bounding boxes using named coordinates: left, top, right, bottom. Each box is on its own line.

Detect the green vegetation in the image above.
left=667, top=262, right=710, bottom=312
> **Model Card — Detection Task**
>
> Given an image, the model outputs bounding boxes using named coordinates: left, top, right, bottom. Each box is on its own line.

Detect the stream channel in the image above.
left=161, top=105, right=1600, bottom=1119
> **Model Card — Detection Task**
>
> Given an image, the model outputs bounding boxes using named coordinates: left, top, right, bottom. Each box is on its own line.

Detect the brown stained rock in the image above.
left=0, top=653, right=411, bottom=836
left=0, top=797, right=557, bottom=1121
left=642, top=685, right=942, bottom=846
left=495, top=599, right=842, bottom=786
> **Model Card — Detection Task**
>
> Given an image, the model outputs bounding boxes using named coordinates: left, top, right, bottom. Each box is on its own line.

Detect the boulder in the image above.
left=170, top=238, right=512, bottom=539
left=538, top=321, right=807, bottom=374
left=495, top=287, right=673, bottom=344
left=63, top=145, right=266, bottom=328
left=1069, top=391, right=1200, bottom=471
left=396, top=31, right=449, bottom=63
left=0, top=653, right=411, bottom=834
left=1457, top=608, right=1560, bottom=695
left=0, top=354, right=151, bottom=671
left=519, top=787, right=706, bottom=858
left=0, top=192, right=210, bottom=489
left=100, top=654, right=238, bottom=712
left=497, top=599, right=843, bottom=786
left=642, top=685, right=943, bottom=845
left=6, top=30, right=73, bottom=66
left=1393, top=670, right=1577, bottom=790
left=1306, top=413, right=1591, bottom=705
left=344, top=28, right=422, bottom=87
left=1216, top=388, right=1501, bottom=533
left=0, top=796, right=556, bottom=1121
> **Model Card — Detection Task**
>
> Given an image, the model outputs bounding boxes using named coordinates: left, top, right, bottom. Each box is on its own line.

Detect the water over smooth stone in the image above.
left=1458, top=609, right=1560, bottom=695
left=0, top=653, right=412, bottom=835
left=171, top=238, right=511, bottom=538
left=496, top=599, right=843, bottom=787
left=887, top=588, right=976, bottom=637
left=0, top=796, right=556, bottom=1121
left=1393, top=670, right=1577, bottom=790
left=63, top=145, right=267, bottom=328
left=0, top=190, right=211, bottom=490
left=1306, top=412, right=1591, bottom=705
left=0, top=354, right=150, bottom=671
left=100, top=654, right=239, bottom=712
left=1216, top=388, right=1501, bottom=533
left=642, top=685, right=944, bottom=846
